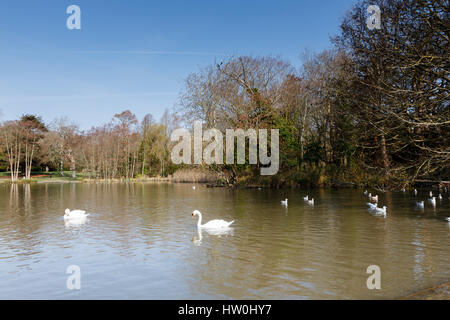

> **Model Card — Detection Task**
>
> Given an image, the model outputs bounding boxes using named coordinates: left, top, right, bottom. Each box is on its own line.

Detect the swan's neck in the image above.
left=196, top=213, right=202, bottom=227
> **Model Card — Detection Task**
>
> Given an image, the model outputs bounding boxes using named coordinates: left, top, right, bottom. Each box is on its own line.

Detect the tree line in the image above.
left=0, top=110, right=178, bottom=181
left=0, top=0, right=448, bottom=187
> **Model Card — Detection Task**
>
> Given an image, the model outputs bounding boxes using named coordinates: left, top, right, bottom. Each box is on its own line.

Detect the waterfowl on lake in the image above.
left=64, top=209, right=89, bottom=220
left=367, top=202, right=377, bottom=210
left=429, top=197, right=436, bottom=206
left=307, top=198, right=314, bottom=206
left=370, top=195, right=378, bottom=202
left=281, top=199, right=288, bottom=206
left=375, top=206, right=387, bottom=215
left=192, top=210, right=234, bottom=229
left=303, top=195, right=309, bottom=201
left=414, top=189, right=418, bottom=196
left=416, top=201, right=424, bottom=208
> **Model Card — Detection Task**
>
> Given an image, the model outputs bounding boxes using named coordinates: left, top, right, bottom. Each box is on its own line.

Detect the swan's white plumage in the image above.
left=367, top=202, right=377, bottom=210
left=64, top=208, right=89, bottom=220
left=192, top=210, right=234, bottom=229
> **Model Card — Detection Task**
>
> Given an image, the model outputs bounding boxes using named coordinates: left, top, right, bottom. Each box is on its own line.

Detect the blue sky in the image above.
left=0, top=0, right=355, bottom=129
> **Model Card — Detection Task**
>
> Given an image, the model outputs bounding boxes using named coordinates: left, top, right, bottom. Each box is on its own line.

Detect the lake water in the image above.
left=0, top=182, right=449, bottom=299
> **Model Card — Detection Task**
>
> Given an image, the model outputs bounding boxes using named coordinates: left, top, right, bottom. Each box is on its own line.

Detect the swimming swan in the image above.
left=64, top=208, right=89, bottom=220
left=192, top=210, right=234, bottom=229
left=429, top=197, right=436, bottom=206
left=375, top=206, right=387, bottom=215
left=307, top=198, right=314, bottom=205
left=281, top=199, right=288, bottom=206
left=367, top=202, right=377, bottom=210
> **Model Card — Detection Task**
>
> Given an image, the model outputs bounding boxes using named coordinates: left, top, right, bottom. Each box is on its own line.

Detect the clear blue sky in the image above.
left=0, top=0, right=355, bottom=130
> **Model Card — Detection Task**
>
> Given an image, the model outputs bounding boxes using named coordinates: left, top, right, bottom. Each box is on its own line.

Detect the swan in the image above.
left=303, top=195, right=309, bottom=201
left=192, top=210, right=234, bottom=229
left=375, top=206, right=387, bottom=215
left=281, top=199, right=288, bottom=206
left=367, top=202, right=377, bottom=210
left=429, top=197, right=436, bottom=206
left=370, top=195, right=378, bottom=202
left=416, top=201, right=424, bottom=208
left=64, top=208, right=89, bottom=220
left=307, top=198, right=314, bottom=206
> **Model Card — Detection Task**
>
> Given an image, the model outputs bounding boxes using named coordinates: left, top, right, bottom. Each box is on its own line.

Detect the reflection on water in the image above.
left=0, top=182, right=449, bottom=299
left=192, top=227, right=234, bottom=246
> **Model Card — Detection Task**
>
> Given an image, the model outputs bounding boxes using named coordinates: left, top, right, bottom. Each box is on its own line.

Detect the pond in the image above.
left=0, top=183, right=449, bottom=299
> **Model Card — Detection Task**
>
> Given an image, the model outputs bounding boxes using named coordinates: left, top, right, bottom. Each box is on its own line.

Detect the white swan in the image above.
left=307, top=198, right=314, bottom=205
left=303, top=195, right=309, bottom=201
left=192, top=210, right=234, bottom=229
left=375, top=206, right=387, bottom=215
left=367, top=202, right=377, bottom=210
left=429, top=197, right=436, bottom=206
left=416, top=201, right=424, bottom=208
left=281, top=199, right=288, bottom=206
left=64, top=208, right=89, bottom=220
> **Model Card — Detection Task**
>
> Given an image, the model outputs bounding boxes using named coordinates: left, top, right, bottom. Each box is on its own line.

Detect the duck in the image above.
left=307, top=198, right=314, bottom=206
left=416, top=201, right=424, bottom=208
left=191, top=210, right=234, bottom=229
left=303, top=195, right=309, bottom=201
left=64, top=209, right=89, bottom=220
left=367, top=202, right=377, bottom=210
left=281, top=199, right=288, bottom=206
